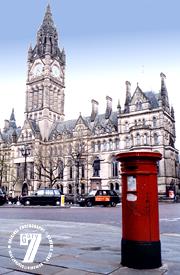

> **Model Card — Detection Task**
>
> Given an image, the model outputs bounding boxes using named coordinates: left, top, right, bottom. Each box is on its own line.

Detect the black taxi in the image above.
left=77, top=189, right=120, bottom=207
left=20, top=188, right=62, bottom=206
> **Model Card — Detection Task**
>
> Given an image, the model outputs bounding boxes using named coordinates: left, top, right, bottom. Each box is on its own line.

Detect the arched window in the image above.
left=81, top=183, right=85, bottom=194
left=131, top=135, right=134, bottom=147
left=81, top=164, right=85, bottom=178
left=59, top=146, right=62, bottom=156
left=115, top=182, right=119, bottom=191
left=103, top=140, right=107, bottom=151
left=68, top=144, right=72, bottom=154
left=153, top=117, right=157, bottom=127
left=125, top=136, right=129, bottom=148
left=154, top=133, right=159, bottom=145
left=97, top=141, right=101, bottom=151
left=69, top=161, right=73, bottom=179
left=136, top=101, right=142, bottom=111
left=143, top=133, right=148, bottom=145
left=91, top=142, right=95, bottom=152
left=60, top=184, right=63, bottom=194
left=58, top=160, right=64, bottom=179
left=110, top=183, right=114, bottom=190
left=125, top=121, right=129, bottom=131
left=111, top=157, right=118, bottom=178
left=115, top=138, right=119, bottom=150
left=136, top=133, right=141, bottom=145
left=68, top=184, right=72, bottom=194
left=109, top=139, right=113, bottom=150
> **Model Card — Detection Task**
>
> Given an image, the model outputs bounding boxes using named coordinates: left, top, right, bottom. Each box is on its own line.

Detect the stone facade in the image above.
left=0, top=5, right=179, bottom=197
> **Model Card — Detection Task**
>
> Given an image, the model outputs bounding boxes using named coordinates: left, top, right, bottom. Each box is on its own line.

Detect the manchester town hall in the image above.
left=0, top=5, right=179, bottom=197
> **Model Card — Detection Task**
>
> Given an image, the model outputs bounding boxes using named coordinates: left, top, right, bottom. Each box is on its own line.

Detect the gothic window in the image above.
left=142, top=118, right=146, bottom=125
left=59, top=145, right=62, bottom=156
left=136, top=100, right=142, bottom=111
left=54, top=146, right=58, bottom=156
left=153, top=117, right=157, bottom=127
left=125, top=121, right=129, bottom=131
left=97, top=141, right=101, bottom=151
left=115, top=182, right=119, bottom=191
left=103, top=140, right=107, bottom=151
left=38, top=166, right=42, bottom=180
left=143, top=133, right=148, bottom=145
left=154, top=133, right=159, bottom=145
left=131, top=135, right=134, bottom=147
left=125, top=136, right=129, bottom=148
left=81, top=164, right=85, bottom=178
left=110, top=183, right=114, bottom=190
left=68, top=184, right=72, bottom=194
left=81, top=183, right=85, bottom=194
left=135, top=120, right=137, bottom=126
left=60, top=184, right=63, bottom=194
left=91, top=141, right=95, bottom=152
left=68, top=144, right=72, bottom=154
left=111, top=157, right=118, bottom=178
left=69, top=161, right=73, bottom=179
left=58, top=160, right=64, bottom=179
left=136, top=133, right=141, bottom=145
left=109, top=139, right=113, bottom=151
left=30, top=162, right=34, bottom=179
left=115, top=138, right=119, bottom=150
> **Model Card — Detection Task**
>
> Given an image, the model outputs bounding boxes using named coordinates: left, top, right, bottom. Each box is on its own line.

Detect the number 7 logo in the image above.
left=20, top=233, right=42, bottom=263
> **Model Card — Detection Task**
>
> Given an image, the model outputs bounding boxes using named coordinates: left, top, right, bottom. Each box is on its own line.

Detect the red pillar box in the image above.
left=116, top=151, right=162, bottom=269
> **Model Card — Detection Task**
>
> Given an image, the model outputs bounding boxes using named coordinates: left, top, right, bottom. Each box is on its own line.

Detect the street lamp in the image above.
left=20, top=144, right=31, bottom=182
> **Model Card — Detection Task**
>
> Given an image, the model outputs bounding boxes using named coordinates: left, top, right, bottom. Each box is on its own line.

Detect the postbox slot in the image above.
left=125, top=165, right=138, bottom=170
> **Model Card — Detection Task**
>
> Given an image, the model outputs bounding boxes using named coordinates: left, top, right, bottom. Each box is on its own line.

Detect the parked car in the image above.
left=77, top=189, right=120, bottom=207
left=0, top=189, right=7, bottom=206
left=20, top=188, right=63, bottom=206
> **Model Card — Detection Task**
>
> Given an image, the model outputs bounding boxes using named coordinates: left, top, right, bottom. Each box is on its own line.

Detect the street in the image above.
left=0, top=202, right=179, bottom=274
left=0, top=202, right=179, bottom=234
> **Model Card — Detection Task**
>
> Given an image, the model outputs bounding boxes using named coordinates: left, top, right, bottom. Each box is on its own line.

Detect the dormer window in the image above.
left=136, top=100, right=142, bottom=111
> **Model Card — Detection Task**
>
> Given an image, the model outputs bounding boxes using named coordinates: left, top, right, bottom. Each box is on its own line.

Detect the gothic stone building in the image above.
left=0, top=5, right=179, bottom=197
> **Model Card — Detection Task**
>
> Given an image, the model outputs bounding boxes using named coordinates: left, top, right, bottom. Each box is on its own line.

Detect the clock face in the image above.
left=52, top=65, right=60, bottom=77
left=33, top=63, right=43, bottom=76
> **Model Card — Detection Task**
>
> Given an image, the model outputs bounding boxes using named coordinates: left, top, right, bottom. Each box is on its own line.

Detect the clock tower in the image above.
left=25, top=4, right=65, bottom=140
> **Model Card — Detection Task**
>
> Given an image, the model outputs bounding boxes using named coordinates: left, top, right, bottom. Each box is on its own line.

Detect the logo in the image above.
left=8, top=224, right=53, bottom=270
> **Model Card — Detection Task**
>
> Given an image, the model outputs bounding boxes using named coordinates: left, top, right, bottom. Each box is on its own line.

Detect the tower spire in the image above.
left=124, top=81, right=131, bottom=113
left=42, top=4, right=55, bottom=29
left=160, top=72, right=170, bottom=112
left=28, top=4, right=65, bottom=63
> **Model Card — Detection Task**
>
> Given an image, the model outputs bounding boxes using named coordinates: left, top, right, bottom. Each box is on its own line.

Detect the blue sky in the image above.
left=0, top=0, right=180, bottom=149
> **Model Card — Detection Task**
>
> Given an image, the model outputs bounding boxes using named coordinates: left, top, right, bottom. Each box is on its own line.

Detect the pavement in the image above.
left=0, top=216, right=179, bottom=275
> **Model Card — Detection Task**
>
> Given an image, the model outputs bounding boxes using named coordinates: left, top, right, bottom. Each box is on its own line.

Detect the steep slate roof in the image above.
left=49, top=111, right=118, bottom=140
left=1, top=110, right=21, bottom=144
left=144, top=91, right=159, bottom=109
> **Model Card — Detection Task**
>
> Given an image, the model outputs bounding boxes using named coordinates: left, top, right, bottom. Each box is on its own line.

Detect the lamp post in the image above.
left=20, top=144, right=31, bottom=182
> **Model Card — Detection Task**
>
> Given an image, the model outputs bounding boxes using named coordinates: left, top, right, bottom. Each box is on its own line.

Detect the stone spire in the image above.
left=29, top=4, right=65, bottom=64
left=105, top=96, right=112, bottom=119
left=42, top=4, right=54, bottom=27
left=160, top=73, right=170, bottom=112
left=124, top=81, right=131, bottom=113
left=117, top=99, right=121, bottom=115
left=9, top=108, right=17, bottom=129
